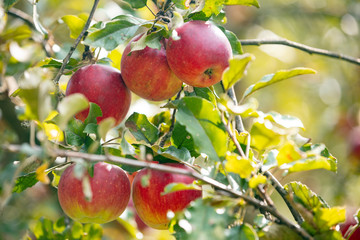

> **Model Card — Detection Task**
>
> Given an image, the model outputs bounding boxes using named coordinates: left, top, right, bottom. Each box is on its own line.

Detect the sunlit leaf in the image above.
left=263, top=150, right=279, bottom=171
left=56, top=93, right=89, bottom=129
left=120, top=133, right=136, bottom=155
left=123, top=0, right=147, bottom=8
left=224, top=0, right=260, bottom=8
left=61, top=15, right=86, bottom=39
left=84, top=102, right=102, bottom=125
left=84, top=15, right=145, bottom=51
left=313, top=207, right=345, bottom=231
left=162, top=182, right=201, bottom=195
left=98, top=117, right=115, bottom=141
left=0, top=25, right=31, bottom=42
left=262, top=111, right=304, bottom=130
left=125, top=112, right=159, bottom=145
left=277, top=142, right=302, bottom=165
left=223, top=29, right=243, bottom=55
left=249, top=175, right=267, bottom=188
left=36, top=163, right=50, bottom=184
left=225, top=153, right=254, bottom=178
left=173, top=96, right=227, bottom=162
left=242, top=68, right=316, bottom=100
left=107, top=48, right=122, bottom=69
left=222, top=54, right=254, bottom=91
left=285, top=181, right=328, bottom=211
left=199, top=0, right=226, bottom=17
left=280, top=156, right=336, bottom=173
left=250, top=121, right=284, bottom=151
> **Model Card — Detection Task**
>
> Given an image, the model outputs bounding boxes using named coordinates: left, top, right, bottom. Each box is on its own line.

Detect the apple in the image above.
left=166, top=20, right=232, bottom=88
left=132, top=163, right=202, bottom=230
left=57, top=162, right=131, bottom=224
left=66, top=64, right=131, bottom=124
left=121, top=34, right=183, bottom=101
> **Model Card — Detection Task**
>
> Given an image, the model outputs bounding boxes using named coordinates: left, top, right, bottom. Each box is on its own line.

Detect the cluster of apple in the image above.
left=59, top=20, right=232, bottom=229
left=57, top=162, right=201, bottom=229
left=65, top=20, right=232, bottom=124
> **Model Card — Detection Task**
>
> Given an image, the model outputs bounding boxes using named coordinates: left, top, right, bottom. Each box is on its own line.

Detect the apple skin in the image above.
left=121, top=34, right=183, bottom=101
left=57, top=162, right=131, bottom=224
left=166, top=20, right=232, bottom=88
left=66, top=64, right=131, bottom=124
left=132, top=163, right=202, bottom=230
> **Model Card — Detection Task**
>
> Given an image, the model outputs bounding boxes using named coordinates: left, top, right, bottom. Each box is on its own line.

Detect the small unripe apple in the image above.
left=57, top=162, right=131, bottom=224
left=166, top=20, right=232, bottom=88
left=121, top=34, right=183, bottom=101
left=132, top=163, right=202, bottom=230
left=66, top=64, right=131, bottom=124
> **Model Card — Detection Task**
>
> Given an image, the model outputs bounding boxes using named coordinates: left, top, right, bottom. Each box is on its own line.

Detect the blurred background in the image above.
left=1, top=0, right=359, bottom=239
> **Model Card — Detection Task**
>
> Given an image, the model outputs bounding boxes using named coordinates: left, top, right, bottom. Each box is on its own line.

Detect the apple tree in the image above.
left=1, top=0, right=360, bottom=239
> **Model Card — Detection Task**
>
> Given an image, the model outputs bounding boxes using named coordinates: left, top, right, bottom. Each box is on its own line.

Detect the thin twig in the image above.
left=240, top=39, right=360, bottom=66
left=262, top=170, right=304, bottom=225
left=53, top=0, right=100, bottom=84
left=221, top=112, right=246, bottom=159
left=4, top=143, right=313, bottom=240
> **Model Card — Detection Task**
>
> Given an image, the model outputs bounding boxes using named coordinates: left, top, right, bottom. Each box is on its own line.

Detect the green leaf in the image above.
left=125, top=112, right=160, bottom=145
left=222, top=54, right=254, bottom=91
left=173, top=97, right=227, bottom=162
left=253, top=214, right=270, bottom=229
left=56, top=93, right=89, bottom=129
left=158, top=146, right=192, bottom=162
left=83, top=223, right=103, bottom=239
left=171, top=122, right=198, bottom=157
left=226, top=223, right=259, bottom=240
left=0, top=25, right=32, bottom=42
left=61, top=15, right=86, bottom=39
left=39, top=57, right=79, bottom=71
left=84, top=15, right=144, bottom=51
left=242, top=68, right=316, bottom=100
left=313, top=230, right=344, bottom=240
left=285, top=181, right=328, bottom=211
left=53, top=217, right=66, bottom=233
left=33, top=217, right=55, bottom=239
left=13, top=172, right=38, bottom=193
left=162, top=182, right=201, bottom=195
left=184, top=87, right=217, bottom=106
left=122, top=0, right=147, bottom=8
left=172, top=198, right=228, bottom=240
left=130, top=29, right=166, bottom=52
left=4, top=0, right=20, bottom=10
left=84, top=102, right=102, bottom=125
left=217, top=27, right=243, bottom=55
left=313, top=207, right=345, bottom=231
left=120, top=134, right=136, bottom=155
left=224, top=0, right=260, bottom=8
left=71, top=221, right=83, bottom=239
left=83, top=123, right=98, bottom=135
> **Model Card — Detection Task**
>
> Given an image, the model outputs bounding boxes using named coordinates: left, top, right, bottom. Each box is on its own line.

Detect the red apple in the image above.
left=57, top=162, right=131, bottom=224
left=120, top=34, right=183, bottom=101
left=66, top=64, right=131, bottom=124
left=166, top=20, right=232, bottom=88
left=132, top=163, right=202, bottom=230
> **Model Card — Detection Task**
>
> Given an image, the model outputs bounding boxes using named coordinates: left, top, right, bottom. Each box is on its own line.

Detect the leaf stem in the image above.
left=240, top=39, right=360, bottom=66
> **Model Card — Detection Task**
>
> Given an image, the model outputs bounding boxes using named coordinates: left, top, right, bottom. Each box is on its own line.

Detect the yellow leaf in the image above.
left=36, top=163, right=50, bottom=184
left=277, top=141, right=302, bottom=165
left=225, top=153, right=254, bottom=178
left=108, top=48, right=122, bottom=70
left=249, top=175, right=267, bottom=188
left=42, top=111, right=64, bottom=142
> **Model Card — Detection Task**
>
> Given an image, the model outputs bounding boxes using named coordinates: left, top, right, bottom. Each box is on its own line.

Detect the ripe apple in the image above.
left=57, top=162, right=131, bottom=224
left=132, top=163, right=202, bottom=230
left=166, top=20, right=232, bottom=88
left=120, top=34, right=183, bottom=101
left=66, top=64, right=131, bottom=124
